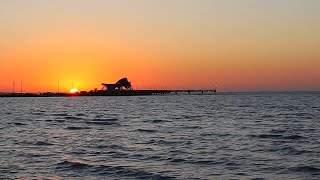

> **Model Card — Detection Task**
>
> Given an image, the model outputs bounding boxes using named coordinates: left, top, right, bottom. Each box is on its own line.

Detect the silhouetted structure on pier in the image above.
left=101, top=78, right=132, bottom=91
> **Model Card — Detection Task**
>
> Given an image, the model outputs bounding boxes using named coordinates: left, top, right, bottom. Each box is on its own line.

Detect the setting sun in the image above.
left=70, top=88, right=79, bottom=93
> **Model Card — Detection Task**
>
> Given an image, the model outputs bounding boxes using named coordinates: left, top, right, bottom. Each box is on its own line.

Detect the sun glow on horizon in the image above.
left=70, top=88, right=79, bottom=93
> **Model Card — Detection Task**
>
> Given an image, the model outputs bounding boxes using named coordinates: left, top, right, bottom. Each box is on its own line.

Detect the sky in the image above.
left=0, top=0, right=319, bottom=92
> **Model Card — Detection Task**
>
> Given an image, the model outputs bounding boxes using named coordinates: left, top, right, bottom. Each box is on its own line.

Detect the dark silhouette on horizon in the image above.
left=0, top=77, right=218, bottom=97
left=101, top=78, right=132, bottom=91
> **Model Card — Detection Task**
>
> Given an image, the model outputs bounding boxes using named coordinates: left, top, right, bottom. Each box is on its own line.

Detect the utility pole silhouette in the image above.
left=13, top=81, right=15, bottom=94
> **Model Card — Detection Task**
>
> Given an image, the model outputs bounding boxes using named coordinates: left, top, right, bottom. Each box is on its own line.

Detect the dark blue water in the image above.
left=0, top=93, right=320, bottom=179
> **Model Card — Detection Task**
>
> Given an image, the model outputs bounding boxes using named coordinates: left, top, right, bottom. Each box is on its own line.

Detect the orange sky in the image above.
left=1, top=0, right=320, bottom=92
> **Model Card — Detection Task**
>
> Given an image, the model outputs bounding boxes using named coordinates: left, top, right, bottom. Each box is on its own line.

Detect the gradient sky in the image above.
left=0, top=0, right=319, bottom=92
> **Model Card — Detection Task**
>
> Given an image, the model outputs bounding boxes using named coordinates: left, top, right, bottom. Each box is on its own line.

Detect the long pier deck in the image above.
left=0, top=89, right=217, bottom=97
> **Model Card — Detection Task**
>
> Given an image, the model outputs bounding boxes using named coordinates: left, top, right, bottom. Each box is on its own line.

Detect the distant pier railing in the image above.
left=171, top=89, right=217, bottom=95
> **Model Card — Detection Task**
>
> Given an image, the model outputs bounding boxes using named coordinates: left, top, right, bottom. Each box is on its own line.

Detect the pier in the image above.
left=0, top=78, right=218, bottom=97
left=0, top=89, right=218, bottom=97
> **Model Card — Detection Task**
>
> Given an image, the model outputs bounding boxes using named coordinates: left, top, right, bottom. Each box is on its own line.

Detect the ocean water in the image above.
left=0, top=93, right=319, bottom=180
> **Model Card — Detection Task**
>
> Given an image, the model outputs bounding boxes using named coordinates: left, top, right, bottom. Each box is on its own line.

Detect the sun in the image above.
left=70, top=88, right=79, bottom=93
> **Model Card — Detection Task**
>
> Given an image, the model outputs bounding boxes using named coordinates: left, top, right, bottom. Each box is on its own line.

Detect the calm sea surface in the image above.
left=0, top=93, right=319, bottom=179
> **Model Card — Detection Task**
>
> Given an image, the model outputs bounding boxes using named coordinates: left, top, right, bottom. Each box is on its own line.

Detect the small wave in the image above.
left=66, top=126, right=90, bottom=130
left=95, top=144, right=128, bottom=152
left=191, top=160, right=222, bottom=165
left=90, top=118, right=118, bottom=122
left=172, top=117, right=182, bottom=120
left=52, top=113, right=69, bottom=116
left=276, top=146, right=309, bottom=155
left=294, top=112, right=314, bottom=117
left=169, top=158, right=186, bottom=163
left=55, top=119, right=65, bottom=123
left=137, top=129, right=158, bottom=133
left=151, top=120, right=165, bottom=123
left=255, top=134, right=283, bottom=139
left=169, top=158, right=221, bottom=165
left=65, top=116, right=83, bottom=120
left=238, top=105, right=251, bottom=108
left=10, top=122, right=27, bottom=126
left=182, top=115, right=203, bottom=119
left=261, top=114, right=275, bottom=118
left=56, top=160, right=176, bottom=179
left=234, top=172, right=247, bottom=176
left=200, top=132, right=214, bottom=136
left=149, top=119, right=172, bottom=123
left=57, top=160, right=93, bottom=170
left=289, top=166, right=320, bottom=174
left=76, top=113, right=86, bottom=116
left=283, top=135, right=306, bottom=140
left=269, top=129, right=286, bottom=134
left=143, top=155, right=162, bottom=160
left=157, top=140, right=177, bottom=145
left=33, top=141, right=54, bottom=146
left=31, top=112, right=45, bottom=115
left=181, top=126, right=202, bottom=129
left=86, top=118, right=119, bottom=126
left=86, top=121, right=117, bottom=125
left=253, top=134, right=305, bottom=140
left=0, top=165, right=25, bottom=175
